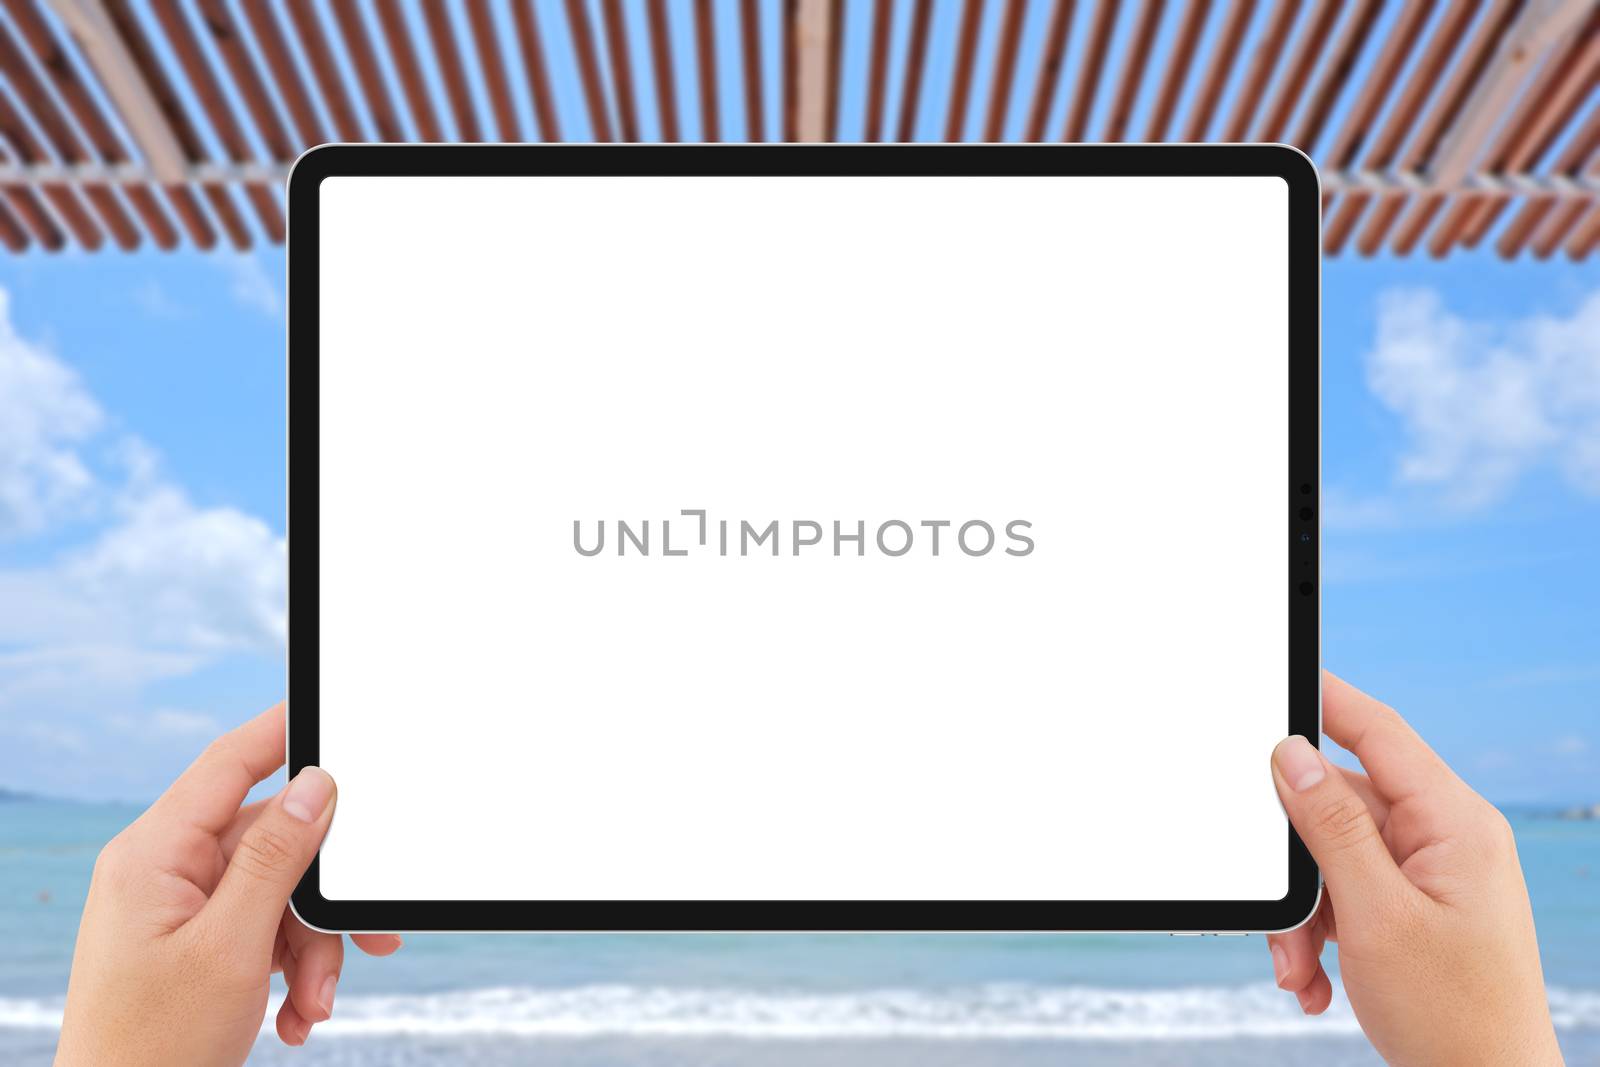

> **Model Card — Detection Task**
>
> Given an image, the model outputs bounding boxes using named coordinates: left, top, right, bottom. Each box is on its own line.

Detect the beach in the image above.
left=3, top=800, right=1596, bottom=1065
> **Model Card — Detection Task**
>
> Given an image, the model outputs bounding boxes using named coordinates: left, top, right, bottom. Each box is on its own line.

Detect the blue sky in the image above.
left=0, top=242, right=1594, bottom=805
left=1316, top=257, right=1599, bottom=805
left=0, top=249, right=288, bottom=801
left=0, top=0, right=1594, bottom=804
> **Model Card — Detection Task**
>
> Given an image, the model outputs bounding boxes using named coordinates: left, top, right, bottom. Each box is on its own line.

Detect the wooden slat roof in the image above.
left=0, top=0, right=1593, bottom=257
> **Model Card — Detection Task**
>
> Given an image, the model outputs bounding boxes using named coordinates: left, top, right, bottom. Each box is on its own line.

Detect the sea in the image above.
left=2, top=800, right=1596, bottom=1065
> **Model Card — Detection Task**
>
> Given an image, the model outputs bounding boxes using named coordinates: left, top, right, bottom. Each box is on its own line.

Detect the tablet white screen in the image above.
left=314, top=173, right=1289, bottom=903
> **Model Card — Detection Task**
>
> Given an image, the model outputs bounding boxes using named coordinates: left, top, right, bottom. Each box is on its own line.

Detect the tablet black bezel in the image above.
left=288, top=143, right=1321, bottom=933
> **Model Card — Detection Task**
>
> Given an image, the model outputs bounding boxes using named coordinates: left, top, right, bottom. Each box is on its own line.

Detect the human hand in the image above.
left=1267, top=672, right=1562, bottom=1066
left=54, top=704, right=401, bottom=1066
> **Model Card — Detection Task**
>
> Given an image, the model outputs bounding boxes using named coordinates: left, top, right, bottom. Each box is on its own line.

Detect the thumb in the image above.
left=1271, top=736, right=1412, bottom=921
left=200, top=767, right=336, bottom=956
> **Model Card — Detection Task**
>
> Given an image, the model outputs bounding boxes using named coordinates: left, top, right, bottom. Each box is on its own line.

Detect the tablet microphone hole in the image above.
left=1298, top=581, right=1313, bottom=596
left=1299, top=506, right=1313, bottom=520
left=1300, top=483, right=1312, bottom=495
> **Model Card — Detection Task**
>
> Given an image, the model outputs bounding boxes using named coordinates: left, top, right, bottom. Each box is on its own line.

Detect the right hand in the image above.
left=1266, top=672, right=1563, bottom=1065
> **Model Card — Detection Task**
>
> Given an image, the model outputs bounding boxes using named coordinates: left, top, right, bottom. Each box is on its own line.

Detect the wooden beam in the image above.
left=896, top=0, right=935, bottom=140
left=1221, top=0, right=1302, bottom=142
left=1324, top=0, right=1481, bottom=254
left=1366, top=0, right=1525, bottom=254
left=239, top=3, right=325, bottom=145
left=645, top=0, right=681, bottom=141
left=373, top=1, right=445, bottom=141
left=1061, top=0, right=1120, bottom=142
left=1024, top=0, right=1077, bottom=141
left=423, top=1, right=482, bottom=141
left=1441, top=12, right=1599, bottom=251
left=511, top=0, right=562, bottom=140
left=148, top=0, right=282, bottom=241
left=1254, top=0, right=1345, bottom=143
left=0, top=11, right=133, bottom=246
left=1144, top=0, right=1212, bottom=141
left=1183, top=0, right=1255, bottom=140
left=466, top=0, right=522, bottom=140
left=1409, top=0, right=1592, bottom=254
left=1427, top=0, right=1593, bottom=191
left=283, top=0, right=364, bottom=142
left=1305, top=0, right=1408, bottom=160
left=563, top=0, right=615, bottom=141
left=599, top=0, right=641, bottom=140
left=106, top=0, right=247, bottom=248
left=944, top=0, right=988, bottom=141
left=694, top=0, right=719, bottom=141
left=329, top=0, right=405, bottom=141
left=1104, top=0, right=1167, bottom=141
left=1497, top=102, right=1600, bottom=256
left=984, top=0, right=1030, bottom=141
left=47, top=0, right=185, bottom=183
left=739, top=0, right=765, bottom=141
left=796, top=0, right=833, bottom=141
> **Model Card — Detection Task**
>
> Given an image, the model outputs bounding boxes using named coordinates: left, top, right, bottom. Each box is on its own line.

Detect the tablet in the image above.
left=289, top=144, right=1320, bottom=933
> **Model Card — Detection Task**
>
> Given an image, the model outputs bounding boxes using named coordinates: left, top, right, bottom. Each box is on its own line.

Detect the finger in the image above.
left=196, top=767, right=335, bottom=958
left=279, top=936, right=301, bottom=1009
left=1336, top=766, right=1390, bottom=832
left=1272, top=735, right=1416, bottom=922
left=151, top=704, right=287, bottom=835
left=272, top=925, right=289, bottom=975
left=352, top=933, right=404, bottom=956
left=283, top=914, right=343, bottom=1023
left=1296, top=963, right=1334, bottom=1015
left=1266, top=896, right=1328, bottom=993
left=1322, top=673, right=1459, bottom=805
left=1320, top=889, right=1340, bottom=943
left=276, top=996, right=312, bottom=1046
left=220, top=799, right=270, bottom=859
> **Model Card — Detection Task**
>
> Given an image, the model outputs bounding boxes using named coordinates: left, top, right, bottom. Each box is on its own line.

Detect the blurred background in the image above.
left=0, top=0, right=1597, bottom=1064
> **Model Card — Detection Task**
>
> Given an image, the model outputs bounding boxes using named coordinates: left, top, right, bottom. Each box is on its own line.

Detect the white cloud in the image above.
left=0, top=288, right=284, bottom=795
left=0, top=292, right=103, bottom=538
left=1367, top=287, right=1600, bottom=509
left=150, top=709, right=220, bottom=736
left=220, top=253, right=282, bottom=317
left=1474, top=748, right=1515, bottom=771
left=131, top=279, right=186, bottom=320
left=1487, top=664, right=1600, bottom=689
left=64, top=484, right=286, bottom=653
left=1320, top=486, right=1402, bottom=532
left=1553, top=735, right=1589, bottom=757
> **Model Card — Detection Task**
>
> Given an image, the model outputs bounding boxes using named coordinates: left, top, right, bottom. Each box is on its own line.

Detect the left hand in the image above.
left=54, top=703, right=400, bottom=1066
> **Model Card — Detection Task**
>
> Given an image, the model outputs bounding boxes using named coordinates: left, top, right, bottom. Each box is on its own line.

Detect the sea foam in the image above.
left=3, top=983, right=1599, bottom=1041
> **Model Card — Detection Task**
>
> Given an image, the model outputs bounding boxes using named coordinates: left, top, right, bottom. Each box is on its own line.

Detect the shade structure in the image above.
left=0, top=0, right=1593, bottom=257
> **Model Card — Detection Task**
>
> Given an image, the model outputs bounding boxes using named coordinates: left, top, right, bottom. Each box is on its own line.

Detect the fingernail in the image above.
left=1270, top=943, right=1290, bottom=987
left=1274, top=736, right=1325, bottom=793
left=1295, top=987, right=1315, bottom=1014
left=319, top=974, right=338, bottom=1017
left=283, top=767, right=334, bottom=822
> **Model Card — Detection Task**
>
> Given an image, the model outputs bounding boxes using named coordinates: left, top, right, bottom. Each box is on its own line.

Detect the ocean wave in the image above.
left=3, top=984, right=1598, bottom=1041
left=0, top=997, right=60, bottom=1032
